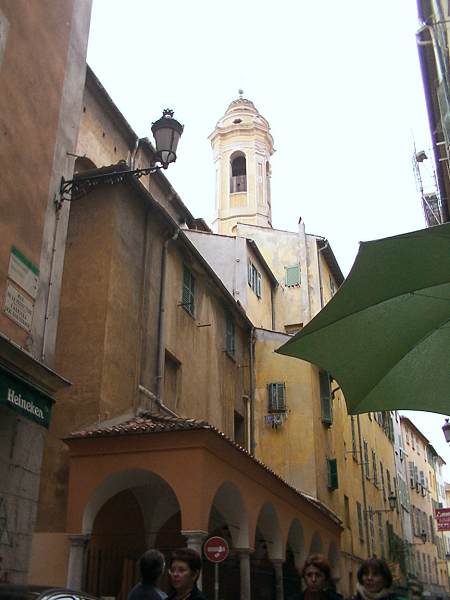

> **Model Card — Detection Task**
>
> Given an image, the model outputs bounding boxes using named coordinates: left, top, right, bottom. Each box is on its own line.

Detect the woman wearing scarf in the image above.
left=289, top=554, right=343, bottom=600
left=350, top=558, right=406, bottom=600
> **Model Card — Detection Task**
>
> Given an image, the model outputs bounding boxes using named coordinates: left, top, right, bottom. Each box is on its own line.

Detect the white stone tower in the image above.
left=209, top=92, right=275, bottom=235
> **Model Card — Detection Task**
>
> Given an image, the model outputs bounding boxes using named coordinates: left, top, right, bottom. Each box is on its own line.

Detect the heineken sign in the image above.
left=0, top=368, right=54, bottom=428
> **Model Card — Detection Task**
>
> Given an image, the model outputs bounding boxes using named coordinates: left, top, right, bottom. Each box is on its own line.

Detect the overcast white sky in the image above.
left=87, top=0, right=450, bottom=477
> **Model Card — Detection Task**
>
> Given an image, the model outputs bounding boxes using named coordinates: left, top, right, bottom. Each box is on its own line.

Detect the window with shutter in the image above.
left=364, top=441, right=370, bottom=479
left=327, top=458, right=338, bottom=490
left=319, top=371, right=332, bottom=425
left=248, top=261, right=262, bottom=299
left=182, top=266, right=195, bottom=316
left=267, top=383, right=286, bottom=413
left=225, top=312, right=235, bottom=357
left=285, top=265, right=301, bottom=286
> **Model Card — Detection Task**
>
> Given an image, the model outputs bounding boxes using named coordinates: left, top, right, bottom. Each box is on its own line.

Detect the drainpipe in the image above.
left=270, top=285, right=276, bottom=330
left=357, top=415, right=371, bottom=556
left=155, top=229, right=179, bottom=412
left=249, top=327, right=256, bottom=454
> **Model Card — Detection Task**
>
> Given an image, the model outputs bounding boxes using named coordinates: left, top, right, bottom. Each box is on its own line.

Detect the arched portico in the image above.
left=64, top=415, right=342, bottom=600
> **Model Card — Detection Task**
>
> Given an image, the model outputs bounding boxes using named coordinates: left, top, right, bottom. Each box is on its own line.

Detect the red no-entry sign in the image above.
left=204, top=536, right=229, bottom=563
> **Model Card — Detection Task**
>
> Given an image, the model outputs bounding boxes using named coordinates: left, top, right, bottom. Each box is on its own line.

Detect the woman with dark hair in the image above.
left=349, top=558, right=406, bottom=600
left=167, top=548, right=208, bottom=600
left=290, top=554, right=343, bottom=600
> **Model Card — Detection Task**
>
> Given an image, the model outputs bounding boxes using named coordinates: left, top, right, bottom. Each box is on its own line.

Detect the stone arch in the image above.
left=82, top=468, right=180, bottom=536
left=207, top=480, right=249, bottom=548
left=254, top=501, right=283, bottom=560
left=309, top=531, right=323, bottom=555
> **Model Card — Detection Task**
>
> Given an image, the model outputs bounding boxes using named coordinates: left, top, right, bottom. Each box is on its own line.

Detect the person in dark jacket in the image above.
left=290, top=554, right=343, bottom=600
left=128, top=549, right=167, bottom=600
left=348, top=558, right=407, bottom=600
left=167, top=548, right=207, bottom=600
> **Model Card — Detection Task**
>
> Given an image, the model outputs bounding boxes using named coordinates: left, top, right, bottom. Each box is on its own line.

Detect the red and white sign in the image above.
left=203, top=536, right=229, bottom=563
left=435, top=508, right=450, bottom=531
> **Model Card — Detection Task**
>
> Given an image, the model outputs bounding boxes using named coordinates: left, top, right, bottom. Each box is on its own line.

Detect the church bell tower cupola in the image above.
left=209, top=91, right=275, bottom=235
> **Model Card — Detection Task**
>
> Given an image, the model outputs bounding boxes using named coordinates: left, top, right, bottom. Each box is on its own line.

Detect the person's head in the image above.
left=357, top=558, right=393, bottom=593
left=139, top=549, right=165, bottom=585
left=302, top=554, right=333, bottom=592
left=169, top=548, right=202, bottom=595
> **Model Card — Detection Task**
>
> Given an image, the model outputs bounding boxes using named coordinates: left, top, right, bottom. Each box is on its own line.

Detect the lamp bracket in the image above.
left=57, top=164, right=165, bottom=209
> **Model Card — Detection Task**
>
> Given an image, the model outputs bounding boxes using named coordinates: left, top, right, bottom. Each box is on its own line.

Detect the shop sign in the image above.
left=4, top=283, right=33, bottom=331
left=435, top=508, right=450, bottom=531
left=0, top=368, right=54, bottom=428
left=8, top=246, right=39, bottom=299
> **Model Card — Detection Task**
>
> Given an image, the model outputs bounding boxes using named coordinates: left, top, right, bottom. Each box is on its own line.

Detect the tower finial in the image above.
left=238, top=88, right=244, bottom=99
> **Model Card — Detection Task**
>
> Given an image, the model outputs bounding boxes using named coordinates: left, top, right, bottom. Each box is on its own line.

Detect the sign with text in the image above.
left=435, top=508, right=450, bottom=531
left=4, top=283, right=33, bottom=331
left=204, top=536, right=229, bottom=563
left=8, top=246, right=39, bottom=299
left=0, top=367, right=54, bottom=428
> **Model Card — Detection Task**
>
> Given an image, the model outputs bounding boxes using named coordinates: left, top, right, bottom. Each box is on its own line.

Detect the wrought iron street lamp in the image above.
left=58, top=109, right=183, bottom=206
left=365, top=494, right=397, bottom=515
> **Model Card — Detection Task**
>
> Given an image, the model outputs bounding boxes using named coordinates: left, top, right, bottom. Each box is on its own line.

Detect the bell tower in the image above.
left=209, top=91, right=275, bottom=235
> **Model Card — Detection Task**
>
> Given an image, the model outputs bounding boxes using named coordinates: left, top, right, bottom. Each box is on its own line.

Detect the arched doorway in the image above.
left=203, top=481, right=249, bottom=600
left=83, top=469, right=182, bottom=600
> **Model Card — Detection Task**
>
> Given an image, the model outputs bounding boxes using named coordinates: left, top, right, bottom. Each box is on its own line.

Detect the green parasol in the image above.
left=276, top=222, right=450, bottom=415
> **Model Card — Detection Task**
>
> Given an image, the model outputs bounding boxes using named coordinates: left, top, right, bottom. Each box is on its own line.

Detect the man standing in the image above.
left=128, top=549, right=168, bottom=600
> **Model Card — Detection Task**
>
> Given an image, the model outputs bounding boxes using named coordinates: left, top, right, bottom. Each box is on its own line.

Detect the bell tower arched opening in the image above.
left=230, top=152, right=247, bottom=193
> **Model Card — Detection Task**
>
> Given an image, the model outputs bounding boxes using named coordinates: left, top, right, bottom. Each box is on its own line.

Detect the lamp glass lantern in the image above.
left=151, top=109, right=184, bottom=168
left=442, top=419, right=450, bottom=443
left=387, top=493, right=397, bottom=511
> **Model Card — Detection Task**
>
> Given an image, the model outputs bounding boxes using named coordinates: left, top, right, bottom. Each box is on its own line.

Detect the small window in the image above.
left=225, top=312, right=235, bottom=357
left=182, top=266, right=195, bottom=316
left=267, top=383, right=286, bottom=413
left=327, top=458, right=338, bottom=490
left=320, top=371, right=332, bottom=425
left=329, top=275, right=336, bottom=296
left=248, top=261, right=262, bottom=298
left=285, top=265, right=301, bottom=287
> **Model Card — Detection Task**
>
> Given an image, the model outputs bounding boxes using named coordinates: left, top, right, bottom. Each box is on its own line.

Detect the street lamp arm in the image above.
left=58, top=163, right=165, bottom=206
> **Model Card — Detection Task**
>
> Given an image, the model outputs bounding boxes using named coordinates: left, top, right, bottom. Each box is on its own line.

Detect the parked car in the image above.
left=0, top=585, right=98, bottom=600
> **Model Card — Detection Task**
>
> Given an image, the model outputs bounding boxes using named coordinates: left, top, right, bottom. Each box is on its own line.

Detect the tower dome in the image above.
left=209, top=93, right=275, bottom=235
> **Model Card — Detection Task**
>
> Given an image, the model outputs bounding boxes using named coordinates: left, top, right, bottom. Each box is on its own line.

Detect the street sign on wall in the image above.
left=435, top=508, right=450, bottom=531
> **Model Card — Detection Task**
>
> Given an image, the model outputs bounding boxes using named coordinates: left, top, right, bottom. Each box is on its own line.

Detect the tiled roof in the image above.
left=68, top=411, right=341, bottom=526
left=69, top=412, right=212, bottom=438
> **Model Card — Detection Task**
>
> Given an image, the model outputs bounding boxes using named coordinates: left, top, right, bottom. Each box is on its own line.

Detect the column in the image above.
left=66, top=534, right=89, bottom=590
left=236, top=548, right=252, bottom=600
left=273, top=559, right=284, bottom=600
left=181, top=530, right=208, bottom=589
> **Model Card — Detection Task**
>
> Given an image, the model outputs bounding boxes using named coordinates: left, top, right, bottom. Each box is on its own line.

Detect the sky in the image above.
left=86, top=0, right=450, bottom=476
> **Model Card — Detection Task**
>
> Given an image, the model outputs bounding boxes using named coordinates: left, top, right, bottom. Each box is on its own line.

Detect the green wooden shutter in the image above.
left=268, top=383, right=286, bottom=413
left=285, top=265, right=301, bottom=286
left=320, top=371, right=332, bottom=424
left=327, top=458, right=338, bottom=490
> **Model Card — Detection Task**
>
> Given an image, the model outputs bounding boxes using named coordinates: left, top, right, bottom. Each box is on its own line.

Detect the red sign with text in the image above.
left=435, top=508, right=450, bottom=531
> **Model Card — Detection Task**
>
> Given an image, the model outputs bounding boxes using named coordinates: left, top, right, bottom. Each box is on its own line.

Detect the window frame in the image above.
left=225, top=311, right=235, bottom=358
left=182, top=265, right=195, bottom=317
left=267, top=382, right=286, bottom=414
